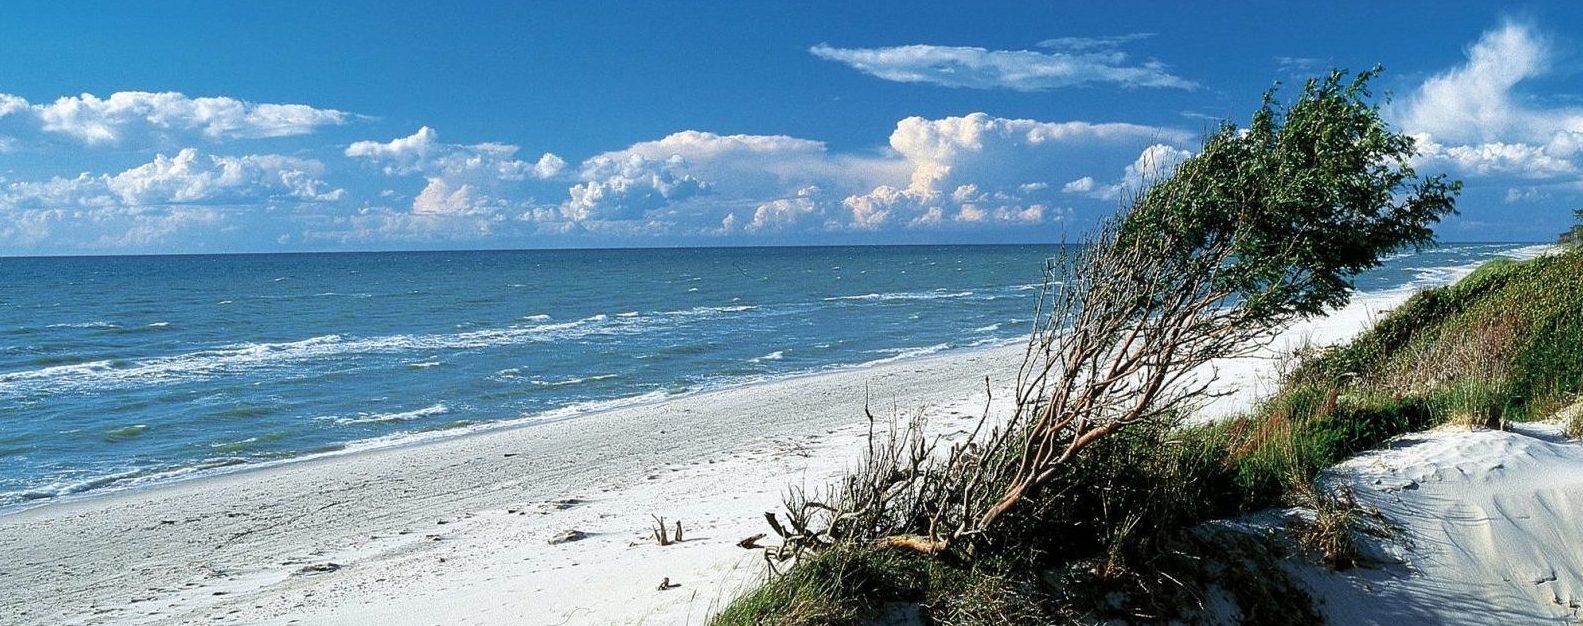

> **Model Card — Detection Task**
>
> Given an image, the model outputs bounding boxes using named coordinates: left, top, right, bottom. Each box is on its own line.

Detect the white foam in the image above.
left=858, top=343, right=953, bottom=367
left=749, top=350, right=785, bottom=363
left=659, top=304, right=758, bottom=316
left=328, top=403, right=449, bottom=425
left=824, top=290, right=975, bottom=302
left=529, top=374, right=618, bottom=387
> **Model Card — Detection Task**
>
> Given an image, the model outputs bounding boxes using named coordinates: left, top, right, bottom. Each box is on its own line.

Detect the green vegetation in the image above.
left=718, top=247, right=1583, bottom=626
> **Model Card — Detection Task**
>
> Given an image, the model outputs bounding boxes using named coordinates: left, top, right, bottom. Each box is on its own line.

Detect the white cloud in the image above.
left=346, top=126, right=564, bottom=180
left=563, top=154, right=706, bottom=221
left=749, top=186, right=831, bottom=231
left=1062, top=176, right=1097, bottom=193
left=1395, top=21, right=1583, bottom=181
left=0, top=91, right=349, bottom=145
left=810, top=43, right=1195, bottom=91
left=1412, top=135, right=1577, bottom=178
left=3, top=148, right=341, bottom=209
left=1063, top=143, right=1192, bottom=201
left=0, top=148, right=336, bottom=249
left=346, top=127, right=564, bottom=215
left=561, top=130, right=895, bottom=224
left=841, top=113, right=1188, bottom=227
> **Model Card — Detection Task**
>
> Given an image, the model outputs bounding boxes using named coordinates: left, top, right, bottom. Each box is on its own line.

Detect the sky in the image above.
left=1, top=2, right=1581, bottom=255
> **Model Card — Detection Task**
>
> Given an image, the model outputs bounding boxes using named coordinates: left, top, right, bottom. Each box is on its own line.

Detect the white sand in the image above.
left=1, top=245, right=1556, bottom=625
left=1293, top=420, right=1583, bottom=625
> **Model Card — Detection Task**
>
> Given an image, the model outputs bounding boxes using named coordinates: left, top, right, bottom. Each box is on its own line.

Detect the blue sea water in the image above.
left=0, top=243, right=1542, bottom=509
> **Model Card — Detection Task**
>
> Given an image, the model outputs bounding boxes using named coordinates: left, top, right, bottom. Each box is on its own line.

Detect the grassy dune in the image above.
left=715, top=247, right=1583, bottom=626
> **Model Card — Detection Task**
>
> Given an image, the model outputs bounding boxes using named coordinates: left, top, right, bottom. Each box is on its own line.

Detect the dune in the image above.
left=1291, top=418, right=1583, bottom=625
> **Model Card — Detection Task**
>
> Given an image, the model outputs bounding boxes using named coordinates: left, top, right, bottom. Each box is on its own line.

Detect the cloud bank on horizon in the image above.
left=0, top=12, right=1579, bottom=253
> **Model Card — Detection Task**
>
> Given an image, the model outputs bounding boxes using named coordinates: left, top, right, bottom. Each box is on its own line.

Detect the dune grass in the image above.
left=715, top=247, right=1583, bottom=625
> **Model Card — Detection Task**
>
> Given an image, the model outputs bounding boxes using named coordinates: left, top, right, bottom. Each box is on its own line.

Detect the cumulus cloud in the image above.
left=748, top=186, right=832, bottom=232
left=1062, top=176, right=1097, bottom=193
left=1413, top=136, right=1577, bottom=178
left=3, top=148, right=342, bottom=209
left=563, top=154, right=706, bottom=221
left=1395, top=21, right=1583, bottom=181
left=1062, top=143, right=1192, bottom=201
left=346, top=127, right=564, bottom=215
left=0, top=149, right=338, bottom=250
left=561, top=130, right=898, bottom=225
left=810, top=43, right=1195, bottom=91
left=0, top=91, right=349, bottom=146
left=841, top=113, right=1189, bottom=227
left=562, top=115, right=1171, bottom=233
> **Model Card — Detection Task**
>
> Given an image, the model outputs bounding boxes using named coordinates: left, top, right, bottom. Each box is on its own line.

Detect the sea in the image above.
left=0, top=243, right=1546, bottom=510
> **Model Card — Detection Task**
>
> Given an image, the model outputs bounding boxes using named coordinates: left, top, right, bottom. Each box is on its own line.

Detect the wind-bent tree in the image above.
left=761, top=68, right=1460, bottom=560
left=962, top=67, right=1461, bottom=540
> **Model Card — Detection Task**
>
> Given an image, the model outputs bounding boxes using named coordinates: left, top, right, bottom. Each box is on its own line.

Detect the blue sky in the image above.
left=1, top=2, right=1581, bottom=254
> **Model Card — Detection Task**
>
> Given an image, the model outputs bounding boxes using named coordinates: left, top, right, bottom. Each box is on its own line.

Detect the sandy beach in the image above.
left=0, top=251, right=1546, bottom=626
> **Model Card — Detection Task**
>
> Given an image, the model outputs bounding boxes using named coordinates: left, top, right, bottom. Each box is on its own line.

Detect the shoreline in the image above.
left=0, top=338, right=1024, bottom=520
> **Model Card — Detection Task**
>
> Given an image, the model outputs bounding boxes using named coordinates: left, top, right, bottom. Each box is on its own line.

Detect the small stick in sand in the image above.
left=736, top=533, right=766, bottom=549
left=650, top=514, right=674, bottom=545
left=657, top=577, right=680, bottom=591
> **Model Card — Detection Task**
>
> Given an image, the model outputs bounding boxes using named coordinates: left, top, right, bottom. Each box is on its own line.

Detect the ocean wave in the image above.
left=749, top=350, right=785, bottom=363
left=972, top=323, right=1001, bottom=333
left=824, top=290, right=974, bottom=302
left=529, top=374, right=618, bottom=387
left=44, top=321, right=120, bottom=330
left=7, top=456, right=248, bottom=505
left=104, top=424, right=149, bottom=442
left=328, top=403, right=449, bottom=425
left=660, top=304, right=759, bottom=316
left=528, top=389, right=676, bottom=421
left=857, top=343, right=953, bottom=367
left=0, top=314, right=623, bottom=395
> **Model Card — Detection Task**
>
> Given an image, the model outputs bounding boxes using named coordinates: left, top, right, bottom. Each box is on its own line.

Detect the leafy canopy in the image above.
left=1121, top=67, right=1461, bottom=319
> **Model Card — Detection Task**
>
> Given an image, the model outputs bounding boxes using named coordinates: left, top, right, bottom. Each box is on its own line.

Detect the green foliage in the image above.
left=1122, top=68, right=1459, bottom=319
